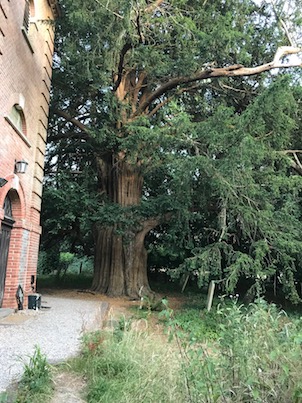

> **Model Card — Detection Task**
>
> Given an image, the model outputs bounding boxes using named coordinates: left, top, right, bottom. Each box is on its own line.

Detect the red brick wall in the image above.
left=0, top=0, right=57, bottom=308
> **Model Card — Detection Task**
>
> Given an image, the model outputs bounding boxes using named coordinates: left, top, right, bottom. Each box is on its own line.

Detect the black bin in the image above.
left=28, top=294, right=41, bottom=310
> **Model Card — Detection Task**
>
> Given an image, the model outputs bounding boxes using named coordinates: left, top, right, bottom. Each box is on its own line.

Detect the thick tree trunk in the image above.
left=92, top=224, right=152, bottom=297
left=92, top=158, right=158, bottom=297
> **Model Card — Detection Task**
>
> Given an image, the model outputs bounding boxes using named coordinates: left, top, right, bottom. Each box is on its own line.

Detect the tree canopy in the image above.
left=43, top=0, right=302, bottom=301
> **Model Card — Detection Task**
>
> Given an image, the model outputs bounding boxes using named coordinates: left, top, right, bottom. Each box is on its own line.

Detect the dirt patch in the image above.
left=51, top=371, right=86, bottom=403
left=0, top=313, right=33, bottom=325
left=39, top=288, right=189, bottom=316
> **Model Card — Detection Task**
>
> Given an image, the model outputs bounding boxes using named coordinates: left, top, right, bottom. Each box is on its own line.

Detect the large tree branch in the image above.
left=289, top=160, right=302, bottom=176
left=53, top=109, right=92, bottom=137
left=279, top=150, right=302, bottom=176
left=132, top=46, right=301, bottom=118
left=112, top=42, right=133, bottom=92
left=140, top=212, right=172, bottom=237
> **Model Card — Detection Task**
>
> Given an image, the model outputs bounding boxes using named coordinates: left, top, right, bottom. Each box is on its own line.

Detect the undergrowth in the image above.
left=69, top=322, right=185, bottom=403
left=15, top=346, right=53, bottom=403
left=71, top=298, right=302, bottom=403
left=168, top=298, right=302, bottom=402
left=12, top=298, right=302, bottom=403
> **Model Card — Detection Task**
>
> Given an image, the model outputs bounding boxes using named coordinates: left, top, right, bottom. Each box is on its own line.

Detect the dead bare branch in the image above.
left=293, top=152, right=302, bottom=171
left=132, top=46, right=302, bottom=118
left=282, top=150, right=302, bottom=154
left=289, top=160, right=302, bottom=176
left=279, top=150, right=302, bottom=176
left=271, top=0, right=296, bottom=46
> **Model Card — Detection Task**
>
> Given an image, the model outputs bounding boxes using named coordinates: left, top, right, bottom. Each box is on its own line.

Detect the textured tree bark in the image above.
left=92, top=224, right=152, bottom=297
left=92, top=157, right=157, bottom=297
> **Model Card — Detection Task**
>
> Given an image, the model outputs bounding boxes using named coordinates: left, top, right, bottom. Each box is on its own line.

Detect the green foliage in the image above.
left=16, top=346, right=53, bottom=403
left=67, top=297, right=302, bottom=402
left=37, top=272, right=92, bottom=290
left=168, top=78, right=302, bottom=302
left=139, top=294, right=169, bottom=312
left=170, top=308, right=221, bottom=342
left=171, top=299, right=302, bottom=402
left=44, top=0, right=302, bottom=297
left=68, top=255, right=93, bottom=274
left=38, top=252, right=93, bottom=276
left=37, top=249, right=93, bottom=289
left=59, top=251, right=74, bottom=265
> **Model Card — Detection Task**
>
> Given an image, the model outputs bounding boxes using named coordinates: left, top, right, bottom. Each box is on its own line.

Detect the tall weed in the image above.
left=68, top=299, right=302, bottom=403
left=71, top=328, right=186, bottom=403
left=177, top=299, right=302, bottom=402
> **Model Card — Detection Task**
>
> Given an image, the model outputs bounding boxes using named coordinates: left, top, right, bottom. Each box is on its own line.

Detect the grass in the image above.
left=170, top=299, right=302, bottom=402
left=72, top=298, right=302, bottom=402
left=68, top=325, right=186, bottom=403
left=14, top=346, right=53, bottom=403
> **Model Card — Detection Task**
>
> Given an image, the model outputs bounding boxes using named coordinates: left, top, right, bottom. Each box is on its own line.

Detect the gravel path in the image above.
left=0, top=293, right=108, bottom=392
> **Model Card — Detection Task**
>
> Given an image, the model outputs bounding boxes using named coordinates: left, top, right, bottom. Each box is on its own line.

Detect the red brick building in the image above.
left=0, top=0, right=59, bottom=308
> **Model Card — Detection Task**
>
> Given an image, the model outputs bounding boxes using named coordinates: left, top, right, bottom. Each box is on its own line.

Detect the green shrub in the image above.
left=171, top=307, right=220, bottom=342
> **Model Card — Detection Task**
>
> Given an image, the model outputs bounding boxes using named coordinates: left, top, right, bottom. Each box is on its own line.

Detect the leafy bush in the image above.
left=170, top=307, right=220, bottom=342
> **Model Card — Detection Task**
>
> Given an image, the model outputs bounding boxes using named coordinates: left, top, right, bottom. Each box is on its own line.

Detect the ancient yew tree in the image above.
left=46, top=0, right=302, bottom=298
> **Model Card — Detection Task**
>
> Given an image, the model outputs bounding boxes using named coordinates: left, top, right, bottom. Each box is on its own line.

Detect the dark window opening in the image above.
left=3, top=195, right=13, bottom=220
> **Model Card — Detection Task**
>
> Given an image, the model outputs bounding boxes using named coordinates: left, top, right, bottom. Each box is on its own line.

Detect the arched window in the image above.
left=8, top=105, right=27, bottom=135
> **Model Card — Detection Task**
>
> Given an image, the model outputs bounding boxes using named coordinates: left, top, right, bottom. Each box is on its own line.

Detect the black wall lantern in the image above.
left=0, top=178, right=8, bottom=187
left=15, top=159, right=28, bottom=174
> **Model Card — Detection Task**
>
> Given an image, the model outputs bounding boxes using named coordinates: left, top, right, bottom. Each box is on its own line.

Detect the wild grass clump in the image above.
left=15, top=346, right=53, bottom=403
left=70, top=322, right=186, bottom=403
left=174, top=299, right=302, bottom=402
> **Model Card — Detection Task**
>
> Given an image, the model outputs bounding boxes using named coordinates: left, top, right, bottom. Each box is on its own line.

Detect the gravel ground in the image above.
left=0, top=293, right=108, bottom=392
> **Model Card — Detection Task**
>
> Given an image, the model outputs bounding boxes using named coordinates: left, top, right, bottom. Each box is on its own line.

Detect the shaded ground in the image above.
left=42, top=287, right=188, bottom=310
